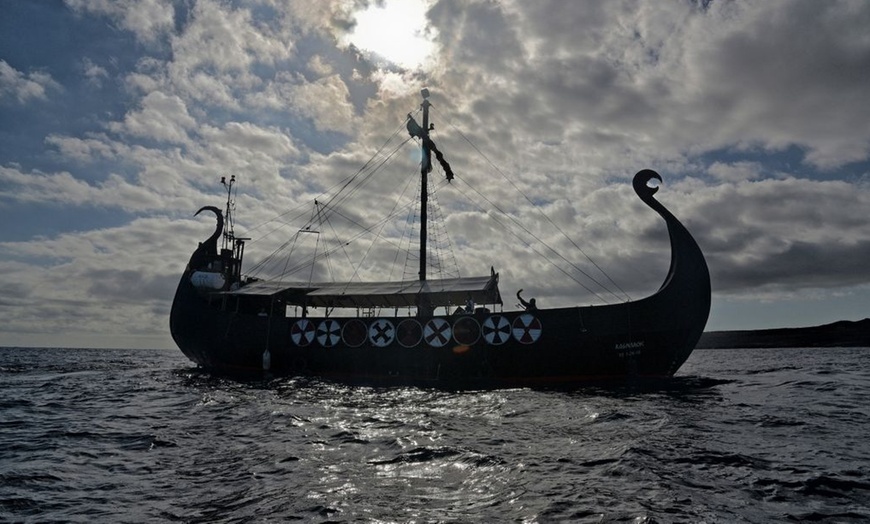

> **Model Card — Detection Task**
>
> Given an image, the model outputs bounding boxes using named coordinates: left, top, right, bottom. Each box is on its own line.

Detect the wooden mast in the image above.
left=417, top=88, right=433, bottom=317
left=419, top=88, right=432, bottom=283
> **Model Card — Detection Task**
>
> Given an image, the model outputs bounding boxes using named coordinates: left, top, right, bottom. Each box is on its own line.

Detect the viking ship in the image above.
left=170, top=89, right=711, bottom=388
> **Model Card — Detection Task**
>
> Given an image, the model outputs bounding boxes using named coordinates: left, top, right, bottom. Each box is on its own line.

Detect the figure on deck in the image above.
left=516, top=289, right=537, bottom=311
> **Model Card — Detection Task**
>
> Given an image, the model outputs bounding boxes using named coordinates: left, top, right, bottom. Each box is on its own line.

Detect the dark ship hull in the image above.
left=170, top=170, right=711, bottom=388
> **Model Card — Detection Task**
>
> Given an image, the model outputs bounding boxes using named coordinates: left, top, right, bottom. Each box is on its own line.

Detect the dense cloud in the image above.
left=1, top=0, right=869, bottom=347
left=0, top=60, right=61, bottom=104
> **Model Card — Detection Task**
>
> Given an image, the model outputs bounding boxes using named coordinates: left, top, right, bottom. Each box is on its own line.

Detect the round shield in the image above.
left=424, top=318, right=452, bottom=348
left=369, top=318, right=395, bottom=347
left=453, top=316, right=481, bottom=346
left=316, top=319, right=341, bottom=347
left=342, top=319, right=367, bottom=348
left=397, top=319, right=423, bottom=348
left=482, top=315, right=511, bottom=345
left=290, top=318, right=315, bottom=347
left=512, top=314, right=542, bottom=344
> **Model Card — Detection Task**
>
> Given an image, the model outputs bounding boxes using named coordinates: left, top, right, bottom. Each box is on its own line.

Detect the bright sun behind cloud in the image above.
left=343, top=0, right=436, bottom=70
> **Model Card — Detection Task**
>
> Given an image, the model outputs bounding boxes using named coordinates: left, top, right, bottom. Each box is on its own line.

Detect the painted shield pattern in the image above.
left=316, top=319, right=341, bottom=347
left=290, top=319, right=315, bottom=347
left=369, top=319, right=395, bottom=347
left=482, top=315, right=511, bottom=345
left=423, top=318, right=452, bottom=347
left=512, top=314, right=542, bottom=344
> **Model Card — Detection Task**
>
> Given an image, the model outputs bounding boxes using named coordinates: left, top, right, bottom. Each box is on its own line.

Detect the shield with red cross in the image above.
left=291, top=318, right=315, bottom=346
left=512, top=314, right=542, bottom=344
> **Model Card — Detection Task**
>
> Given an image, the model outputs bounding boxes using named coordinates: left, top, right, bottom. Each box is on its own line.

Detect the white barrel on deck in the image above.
left=190, top=271, right=226, bottom=290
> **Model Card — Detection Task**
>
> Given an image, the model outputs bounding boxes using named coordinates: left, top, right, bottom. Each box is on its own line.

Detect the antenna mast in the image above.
left=220, top=174, right=236, bottom=251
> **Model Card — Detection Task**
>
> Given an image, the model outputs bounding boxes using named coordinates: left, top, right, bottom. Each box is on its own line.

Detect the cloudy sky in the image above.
left=2, top=0, right=869, bottom=350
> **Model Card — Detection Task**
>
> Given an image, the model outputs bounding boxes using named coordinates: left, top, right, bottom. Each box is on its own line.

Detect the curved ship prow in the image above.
left=630, top=169, right=711, bottom=374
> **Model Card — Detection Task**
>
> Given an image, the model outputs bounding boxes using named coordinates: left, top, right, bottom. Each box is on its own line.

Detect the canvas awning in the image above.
left=223, top=273, right=502, bottom=309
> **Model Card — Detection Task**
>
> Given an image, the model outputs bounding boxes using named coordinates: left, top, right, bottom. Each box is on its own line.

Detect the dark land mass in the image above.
left=697, top=318, right=870, bottom=349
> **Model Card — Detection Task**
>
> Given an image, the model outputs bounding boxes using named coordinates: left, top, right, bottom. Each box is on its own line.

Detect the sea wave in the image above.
left=1, top=346, right=868, bottom=522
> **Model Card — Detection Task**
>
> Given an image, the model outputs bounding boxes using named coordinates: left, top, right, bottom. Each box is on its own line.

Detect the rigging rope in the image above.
left=247, top=106, right=460, bottom=286
left=431, top=106, right=631, bottom=303
left=236, top=101, right=631, bottom=307
left=244, top=123, right=413, bottom=279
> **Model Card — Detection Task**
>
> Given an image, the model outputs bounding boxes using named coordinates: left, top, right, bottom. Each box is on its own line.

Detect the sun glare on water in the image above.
left=344, top=0, right=436, bottom=70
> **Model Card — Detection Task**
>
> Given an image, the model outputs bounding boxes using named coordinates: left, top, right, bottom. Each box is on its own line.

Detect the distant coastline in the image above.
left=697, top=318, right=870, bottom=349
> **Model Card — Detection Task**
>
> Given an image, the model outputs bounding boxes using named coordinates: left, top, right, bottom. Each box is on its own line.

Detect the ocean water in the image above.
left=1, top=346, right=869, bottom=523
